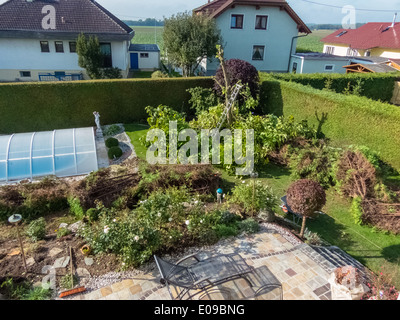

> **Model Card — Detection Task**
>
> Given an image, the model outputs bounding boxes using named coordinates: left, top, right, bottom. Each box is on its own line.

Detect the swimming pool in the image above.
left=0, top=127, right=98, bottom=183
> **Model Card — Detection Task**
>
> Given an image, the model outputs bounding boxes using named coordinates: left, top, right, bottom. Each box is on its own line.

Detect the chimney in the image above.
left=391, top=13, right=397, bottom=28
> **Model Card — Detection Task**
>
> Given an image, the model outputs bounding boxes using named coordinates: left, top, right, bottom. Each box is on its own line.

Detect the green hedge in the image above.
left=259, top=78, right=400, bottom=170
left=0, top=77, right=213, bottom=134
left=268, top=72, right=399, bottom=102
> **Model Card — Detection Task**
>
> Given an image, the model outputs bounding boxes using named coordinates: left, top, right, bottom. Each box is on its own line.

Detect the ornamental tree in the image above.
left=76, top=33, right=104, bottom=79
left=163, top=11, right=222, bottom=77
left=213, top=58, right=260, bottom=99
left=286, top=179, right=326, bottom=238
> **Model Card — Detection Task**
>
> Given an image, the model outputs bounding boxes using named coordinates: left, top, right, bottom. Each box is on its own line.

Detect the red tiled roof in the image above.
left=194, top=0, right=311, bottom=33
left=321, top=23, right=400, bottom=50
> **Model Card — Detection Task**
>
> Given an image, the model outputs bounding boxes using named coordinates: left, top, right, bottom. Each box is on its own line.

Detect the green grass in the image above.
left=296, top=30, right=335, bottom=53
left=130, top=26, right=164, bottom=53
left=124, top=122, right=400, bottom=288
left=124, top=123, right=150, bottom=160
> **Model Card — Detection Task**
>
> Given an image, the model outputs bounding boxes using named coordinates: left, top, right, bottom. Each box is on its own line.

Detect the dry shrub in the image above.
left=141, top=163, right=221, bottom=195
left=336, top=150, right=377, bottom=199
left=361, top=199, right=400, bottom=234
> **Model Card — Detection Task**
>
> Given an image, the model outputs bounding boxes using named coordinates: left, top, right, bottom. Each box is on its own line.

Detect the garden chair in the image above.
left=154, top=252, right=255, bottom=300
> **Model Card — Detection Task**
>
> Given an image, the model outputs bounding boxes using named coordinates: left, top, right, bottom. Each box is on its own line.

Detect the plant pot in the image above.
left=80, top=245, right=91, bottom=256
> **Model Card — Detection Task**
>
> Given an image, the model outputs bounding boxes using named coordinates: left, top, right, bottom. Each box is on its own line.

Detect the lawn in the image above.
left=296, top=30, right=335, bottom=53
left=125, top=122, right=400, bottom=288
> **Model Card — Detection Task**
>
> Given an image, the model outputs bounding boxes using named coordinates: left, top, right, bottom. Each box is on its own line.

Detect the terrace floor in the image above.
left=65, top=223, right=366, bottom=300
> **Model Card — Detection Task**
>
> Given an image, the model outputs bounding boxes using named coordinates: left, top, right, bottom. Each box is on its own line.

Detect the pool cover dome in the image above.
left=0, top=127, right=98, bottom=183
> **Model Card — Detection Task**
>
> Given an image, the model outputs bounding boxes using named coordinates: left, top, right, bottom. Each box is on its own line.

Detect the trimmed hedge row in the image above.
left=268, top=72, right=399, bottom=103
left=0, top=77, right=214, bottom=134
left=259, top=77, right=400, bottom=170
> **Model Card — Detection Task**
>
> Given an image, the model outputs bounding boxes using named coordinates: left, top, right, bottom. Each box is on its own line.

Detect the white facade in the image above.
left=129, top=51, right=160, bottom=71
left=290, top=54, right=351, bottom=74
left=0, top=38, right=131, bottom=82
left=201, top=5, right=302, bottom=75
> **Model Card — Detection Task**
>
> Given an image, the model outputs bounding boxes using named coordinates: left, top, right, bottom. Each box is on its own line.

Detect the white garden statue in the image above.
left=93, top=111, right=103, bottom=137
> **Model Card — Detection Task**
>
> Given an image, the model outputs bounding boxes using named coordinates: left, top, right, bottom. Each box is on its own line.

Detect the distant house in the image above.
left=290, top=53, right=351, bottom=74
left=129, top=44, right=160, bottom=71
left=321, top=18, right=400, bottom=60
left=0, top=0, right=159, bottom=82
left=193, top=0, right=311, bottom=75
left=289, top=53, right=400, bottom=74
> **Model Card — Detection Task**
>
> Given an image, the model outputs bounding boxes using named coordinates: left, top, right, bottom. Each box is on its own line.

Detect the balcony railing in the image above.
left=38, top=73, right=83, bottom=82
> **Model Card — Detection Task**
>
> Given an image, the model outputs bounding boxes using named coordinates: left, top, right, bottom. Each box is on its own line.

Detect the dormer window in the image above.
left=231, top=14, right=244, bottom=29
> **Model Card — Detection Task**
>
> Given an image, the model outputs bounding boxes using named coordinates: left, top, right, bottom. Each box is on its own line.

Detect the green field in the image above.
left=130, top=26, right=164, bottom=53
left=296, top=29, right=335, bottom=53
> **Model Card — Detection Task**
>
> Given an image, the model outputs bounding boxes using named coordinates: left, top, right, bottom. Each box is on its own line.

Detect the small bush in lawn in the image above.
left=108, top=146, right=123, bottom=160
left=26, top=217, right=46, bottom=242
left=105, top=137, right=119, bottom=148
left=238, top=218, right=260, bottom=234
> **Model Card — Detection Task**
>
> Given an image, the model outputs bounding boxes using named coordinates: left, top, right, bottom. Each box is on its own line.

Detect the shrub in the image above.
left=108, top=146, right=123, bottom=160
left=214, top=224, right=239, bottom=238
left=269, top=72, right=398, bottom=102
left=0, top=278, right=52, bottom=300
left=187, top=86, right=220, bottom=114
left=336, top=150, right=377, bottom=199
left=151, top=70, right=169, bottom=78
left=105, top=137, right=119, bottom=148
left=56, top=227, right=71, bottom=239
left=86, top=208, right=100, bottom=222
left=102, top=67, right=123, bottom=79
left=238, top=218, right=260, bottom=234
left=67, top=196, right=85, bottom=220
left=350, top=197, right=364, bottom=226
left=103, top=124, right=121, bottom=136
left=228, top=181, right=278, bottom=216
left=289, top=144, right=341, bottom=188
left=214, top=59, right=260, bottom=98
left=286, top=179, right=326, bottom=237
left=26, top=217, right=46, bottom=242
left=259, top=78, right=400, bottom=170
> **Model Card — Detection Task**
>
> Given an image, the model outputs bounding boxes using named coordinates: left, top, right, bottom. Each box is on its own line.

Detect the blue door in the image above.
left=130, top=53, right=139, bottom=70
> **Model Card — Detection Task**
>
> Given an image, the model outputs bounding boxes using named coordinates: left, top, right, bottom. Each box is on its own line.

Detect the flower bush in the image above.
left=228, top=180, right=278, bottom=216
left=78, top=187, right=247, bottom=267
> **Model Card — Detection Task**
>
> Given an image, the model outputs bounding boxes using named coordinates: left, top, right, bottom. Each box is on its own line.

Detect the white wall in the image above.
left=0, top=38, right=130, bottom=81
left=206, top=5, right=300, bottom=73
left=137, top=51, right=160, bottom=70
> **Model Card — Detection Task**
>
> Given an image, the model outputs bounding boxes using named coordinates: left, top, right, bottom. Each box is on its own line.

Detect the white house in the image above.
left=193, top=0, right=311, bottom=75
left=290, top=53, right=352, bottom=74
left=0, top=0, right=158, bottom=82
left=129, top=44, right=160, bottom=71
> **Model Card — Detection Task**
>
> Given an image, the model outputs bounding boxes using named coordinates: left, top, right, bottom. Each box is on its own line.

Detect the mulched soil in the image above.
left=0, top=211, right=121, bottom=293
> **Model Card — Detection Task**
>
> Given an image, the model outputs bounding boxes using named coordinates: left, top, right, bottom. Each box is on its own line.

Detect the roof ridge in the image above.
left=88, top=0, right=133, bottom=34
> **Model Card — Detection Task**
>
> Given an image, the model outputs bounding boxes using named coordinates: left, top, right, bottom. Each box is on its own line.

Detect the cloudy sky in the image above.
left=0, top=0, right=400, bottom=24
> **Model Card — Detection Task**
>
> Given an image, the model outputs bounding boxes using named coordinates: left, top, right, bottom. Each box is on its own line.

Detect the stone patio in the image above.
left=63, top=223, right=365, bottom=300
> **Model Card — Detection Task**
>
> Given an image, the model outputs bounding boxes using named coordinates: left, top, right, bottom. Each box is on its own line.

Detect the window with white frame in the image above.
left=140, top=53, right=149, bottom=58
left=252, top=45, right=265, bottom=60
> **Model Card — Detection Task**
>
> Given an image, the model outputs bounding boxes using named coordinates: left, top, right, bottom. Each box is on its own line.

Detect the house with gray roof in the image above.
left=0, top=0, right=159, bottom=82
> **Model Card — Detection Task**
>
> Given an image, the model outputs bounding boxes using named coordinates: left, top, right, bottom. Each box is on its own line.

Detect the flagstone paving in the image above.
left=65, top=223, right=361, bottom=300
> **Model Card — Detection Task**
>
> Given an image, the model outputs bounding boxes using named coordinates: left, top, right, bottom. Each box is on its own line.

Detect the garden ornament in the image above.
left=217, top=188, right=223, bottom=203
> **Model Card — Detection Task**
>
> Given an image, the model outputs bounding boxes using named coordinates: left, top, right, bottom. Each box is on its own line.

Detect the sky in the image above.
left=0, top=0, right=400, bottom=24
